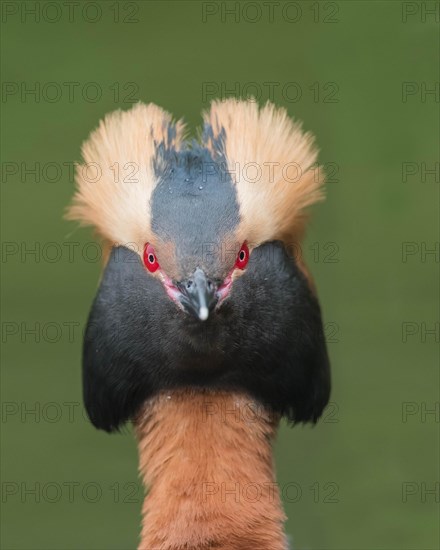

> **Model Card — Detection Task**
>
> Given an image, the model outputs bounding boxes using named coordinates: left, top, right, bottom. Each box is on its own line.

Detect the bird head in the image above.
left=68, top=100, right=331, bottom=432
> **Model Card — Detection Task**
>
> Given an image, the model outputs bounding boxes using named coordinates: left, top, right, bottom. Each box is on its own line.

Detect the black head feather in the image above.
left=83, top=240, right=330, bottom=432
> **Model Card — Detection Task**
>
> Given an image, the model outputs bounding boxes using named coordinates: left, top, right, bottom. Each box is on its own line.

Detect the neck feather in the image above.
left=135, top=390, right=287, bottom=550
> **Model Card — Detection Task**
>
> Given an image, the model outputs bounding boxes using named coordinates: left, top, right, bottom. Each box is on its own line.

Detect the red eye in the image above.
left=235, top=242, right=249, bottom=270
left=143, top=243, right=160, bottom=273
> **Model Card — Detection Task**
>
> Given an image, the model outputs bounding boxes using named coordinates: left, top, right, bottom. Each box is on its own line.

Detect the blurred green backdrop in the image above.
left=1, top=1, right=438, bottom=549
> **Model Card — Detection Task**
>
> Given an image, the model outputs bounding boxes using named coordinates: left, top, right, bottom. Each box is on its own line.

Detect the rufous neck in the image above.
left=135, top=389, right=287, bottom=550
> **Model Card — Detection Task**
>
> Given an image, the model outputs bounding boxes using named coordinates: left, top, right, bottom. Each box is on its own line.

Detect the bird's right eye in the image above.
left=143, top=243, right=160, bottom=273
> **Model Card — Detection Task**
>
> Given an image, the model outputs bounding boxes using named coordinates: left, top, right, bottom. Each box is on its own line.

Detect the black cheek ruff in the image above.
left=82, top=243, right=330, bottom=432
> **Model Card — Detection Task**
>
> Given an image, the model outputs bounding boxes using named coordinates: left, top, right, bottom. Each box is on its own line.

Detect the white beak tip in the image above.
left=198, top=307, right=209, bottom=321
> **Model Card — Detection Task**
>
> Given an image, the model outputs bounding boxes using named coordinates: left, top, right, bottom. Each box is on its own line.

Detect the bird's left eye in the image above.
left=143, top=243, right=160, bottom=273
left=235, top=242, right=249, bottom=270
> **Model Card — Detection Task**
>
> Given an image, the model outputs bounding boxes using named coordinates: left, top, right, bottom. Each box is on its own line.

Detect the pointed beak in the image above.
left=178, top=268, right=217, bottom=321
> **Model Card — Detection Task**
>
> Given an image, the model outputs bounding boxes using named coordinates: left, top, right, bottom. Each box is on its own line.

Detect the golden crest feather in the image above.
left=67, top=103, right=186, bottom=249
left=202, top=99, right=324, bottom=244
left=68, top=100, right=324, bottom=249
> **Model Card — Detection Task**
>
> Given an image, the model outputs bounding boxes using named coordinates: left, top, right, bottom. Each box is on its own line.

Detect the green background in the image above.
left=1, top=1, right=438, bottom=549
